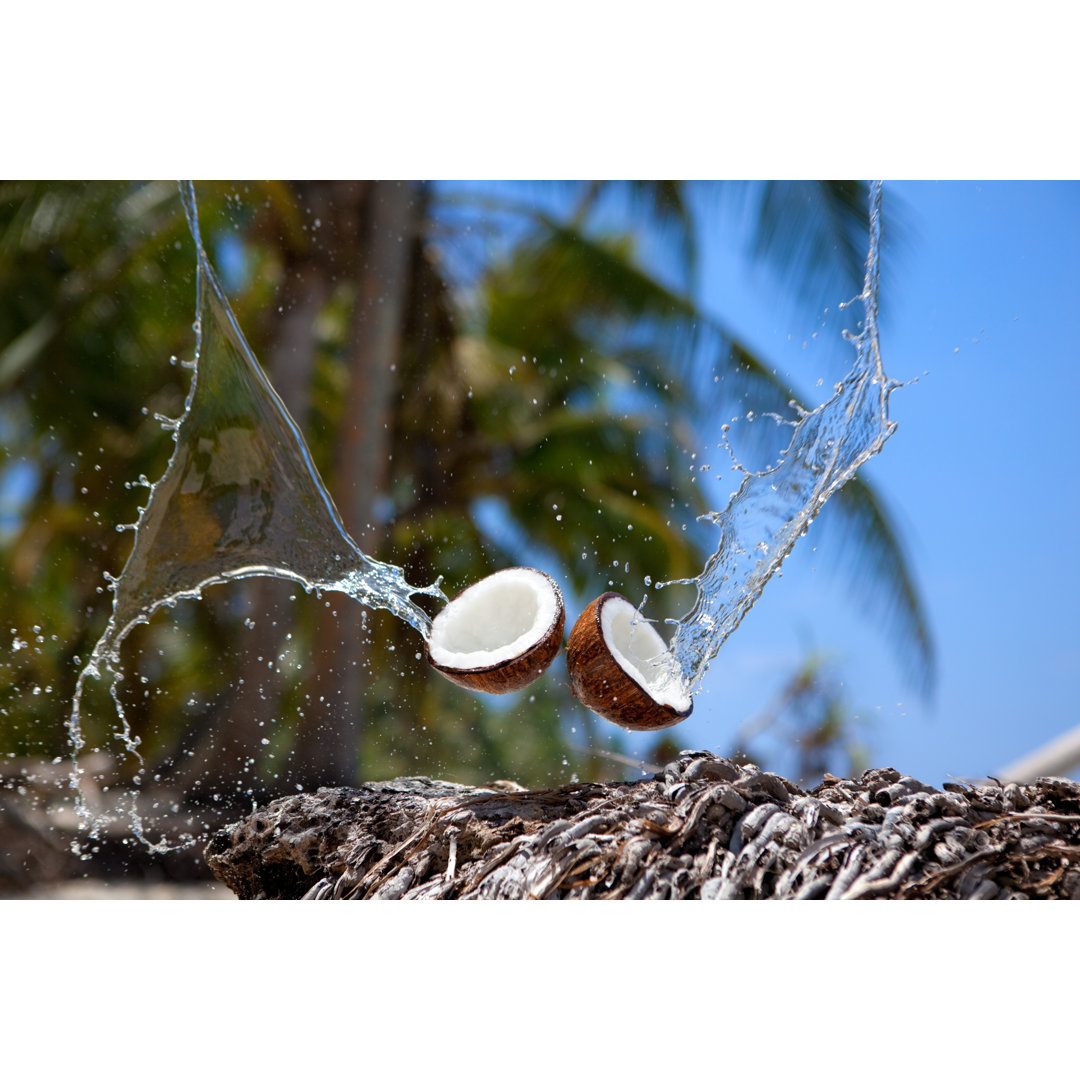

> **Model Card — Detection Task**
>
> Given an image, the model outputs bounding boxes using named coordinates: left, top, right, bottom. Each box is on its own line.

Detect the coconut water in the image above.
left=656, top=181, right=896, bottom=696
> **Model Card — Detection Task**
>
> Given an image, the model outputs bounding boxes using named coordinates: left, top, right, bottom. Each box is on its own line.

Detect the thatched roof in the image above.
left=205, top=751, right=1080, bottom=899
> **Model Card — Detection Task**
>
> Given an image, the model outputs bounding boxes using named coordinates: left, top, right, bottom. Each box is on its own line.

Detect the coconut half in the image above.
left=426, top=567, right=566, bottom=694
left=565, top=592, right=693, bottom=730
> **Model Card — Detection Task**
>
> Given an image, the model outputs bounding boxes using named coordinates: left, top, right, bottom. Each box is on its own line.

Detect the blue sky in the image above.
left=666, top=181, right=1080, bottom=784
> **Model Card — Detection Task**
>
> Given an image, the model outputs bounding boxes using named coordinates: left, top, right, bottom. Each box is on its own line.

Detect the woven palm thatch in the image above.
left=204, top=751, right=1080, bottom=900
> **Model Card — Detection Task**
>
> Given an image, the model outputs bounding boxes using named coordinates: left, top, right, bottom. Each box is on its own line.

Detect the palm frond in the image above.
left=718, top=180, right=871, bottom=307
left=819, top=475, right=936, bottom=695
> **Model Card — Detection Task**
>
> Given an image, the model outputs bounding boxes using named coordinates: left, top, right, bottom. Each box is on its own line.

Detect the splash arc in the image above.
left=658, top=180, right=897, bottom=699
left=66, top=182, right=444, bottom=850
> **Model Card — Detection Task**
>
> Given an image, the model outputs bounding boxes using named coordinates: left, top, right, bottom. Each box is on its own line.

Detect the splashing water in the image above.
left=65, top=179, right=894, bottom=850
left=66, top=182, right=444, bottom=850
left=655, top=180, right=897, bottom=698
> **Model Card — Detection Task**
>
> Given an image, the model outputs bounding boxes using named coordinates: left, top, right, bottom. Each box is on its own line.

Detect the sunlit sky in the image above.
left=671, top=181, right=1080, bottom=784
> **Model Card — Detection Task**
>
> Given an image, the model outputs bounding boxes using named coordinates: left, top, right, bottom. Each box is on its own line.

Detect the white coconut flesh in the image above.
left=600, top=596, right=693, bottom=714
left=428, top=568, right=559, bottom=670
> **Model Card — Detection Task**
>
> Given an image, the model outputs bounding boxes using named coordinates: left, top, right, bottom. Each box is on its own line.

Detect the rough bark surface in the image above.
left=204, top=751, right=1080, bottom=900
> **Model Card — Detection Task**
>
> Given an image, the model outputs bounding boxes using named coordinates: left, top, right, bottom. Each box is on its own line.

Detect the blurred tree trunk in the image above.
left=173, top=181, right=416, bottom=796
left=171, top=184, right=335, bottom=798
left=292, top=180, right=416, bottom=786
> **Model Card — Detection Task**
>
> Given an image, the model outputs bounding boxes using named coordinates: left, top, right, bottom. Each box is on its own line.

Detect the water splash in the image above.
left=66, top=182, right=444, bottom=849
left=65, top=179, right=896, bottom=846
left=657, top=181, right=897, bottom=695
